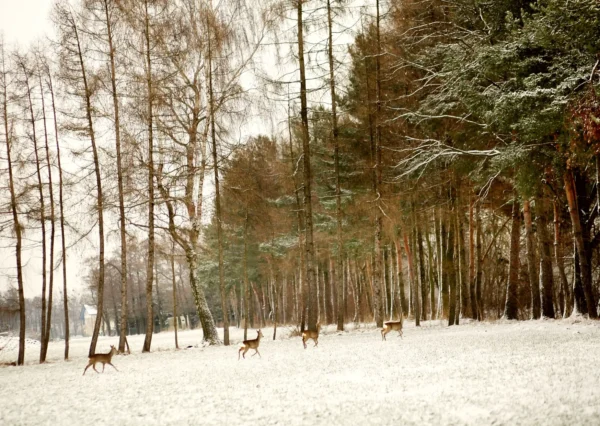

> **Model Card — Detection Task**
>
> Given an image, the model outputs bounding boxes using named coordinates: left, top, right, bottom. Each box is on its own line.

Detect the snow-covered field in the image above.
left=1, top=319, right=599, bottom=425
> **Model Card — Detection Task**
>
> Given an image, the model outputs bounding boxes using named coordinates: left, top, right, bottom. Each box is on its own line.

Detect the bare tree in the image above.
left=297, top=0, right=319, bottom=333
left=206, top=5, right=230, bottom=346
left=1, top=38, right=26, bottom=366
left=14, top=52, right=50, bottom=362
left=54, top=2, right=107, bottom=356
left=37, top=55, right=57, bottom=360
left=42, top=57, right=70, bottom=359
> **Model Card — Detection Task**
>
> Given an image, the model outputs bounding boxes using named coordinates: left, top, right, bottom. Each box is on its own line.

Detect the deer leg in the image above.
left=302, top=337, right=307, bottom=349
left=238, top=347, right=243, bottom=360
left=252, top=349, right=261, bottom=358
left=83, top=363, right=92, bottom=376
left=108, top=363, right=118, bottom=371
left=243, top=347, right=249, bottom=359
left=399, top=330, right=403, bottom=339
left=102, top=363, right=106, bottom=373
left=314, top=338, right=318, bottom=347
left=92, top=362, right=100, bottom=373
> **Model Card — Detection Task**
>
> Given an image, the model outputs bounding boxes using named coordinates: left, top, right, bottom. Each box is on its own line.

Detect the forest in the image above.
left=1, top=0, right=600, bottom=367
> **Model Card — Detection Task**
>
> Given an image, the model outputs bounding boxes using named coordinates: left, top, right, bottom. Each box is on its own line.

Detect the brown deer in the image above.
left=302, top=323, right=321, bottom=349
left=83, top=345, right=119, bottom=375
left=238, top=329, right=264, bottom=360
left=381, top=319, right=403, bottom=341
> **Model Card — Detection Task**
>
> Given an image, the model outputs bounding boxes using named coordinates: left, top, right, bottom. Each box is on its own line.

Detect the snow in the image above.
left=1, top=320, right=600, bottom=425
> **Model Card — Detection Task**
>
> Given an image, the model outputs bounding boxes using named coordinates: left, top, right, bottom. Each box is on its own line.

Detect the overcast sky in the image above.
left=0, top=0, right=54, bottom=47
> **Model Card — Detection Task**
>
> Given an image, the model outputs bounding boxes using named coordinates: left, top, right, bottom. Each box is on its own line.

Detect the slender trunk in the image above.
left=417, top=228, right=427, bottom=321
left=46, top=69, right=69, bottom=359
left=325, top=0, right=344, bottom=332
left=207, top=10, right=229, bottom=346
left=395, top=240, right=406, bottom=316
left=101, top=0, right=129, bottom=354
left=523, top=199, right=540, bottom=319
left=426, top=222, right=437, bottom=319
left=435, top=209, right=443, bottom=319
left=2, top=46, right=26, bottom=365
left=447, top=213, right=457, bottom=326
left=469, top=197, right=477, bottom=319
left=553, top=199, right=571, bottom=317
left=171, top=242, right=178, bottom=349
left=394, top=242, right=404, bottom=319
left=243, top=212, right=249, bottom=340
left=440, top=219, right=449, bottom=319
left=297, top=0, right=318, bottom=333
left=564, top=170, right=596, bottom=317
left=457, top=208, right=468, bottom=319
left=503, top=198, right=521, bottom=320
left=70, top=18, right=106, bottom=357
left=403, top=232, right=419, bottom=326
left=142, top=0, right=155, bottom=352
left=475, top=201, right=483, bottom=320
left=19, top=58, right=48, bottom=362
left=38, top=73, right=56, bottom=360
left=287, top=92, right=306, bottom=332
left=370, top=0, right=384, bottom=329
left=537, top=196, right=555, bottom=318
left=388, top=246, right=395, bottom=319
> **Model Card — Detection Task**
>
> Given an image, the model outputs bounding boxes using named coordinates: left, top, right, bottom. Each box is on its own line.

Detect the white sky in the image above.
left=0, top=0, right=54, bottom=47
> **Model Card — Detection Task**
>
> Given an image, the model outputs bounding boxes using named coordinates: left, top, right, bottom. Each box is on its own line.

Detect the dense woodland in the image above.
left=1, top=0, right=600, bottom=366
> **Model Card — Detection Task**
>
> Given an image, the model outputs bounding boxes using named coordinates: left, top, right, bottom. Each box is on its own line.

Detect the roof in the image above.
left=82, top=304, right=98, bottom=315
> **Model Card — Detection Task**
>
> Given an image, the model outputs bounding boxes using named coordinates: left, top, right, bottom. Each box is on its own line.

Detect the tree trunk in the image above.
left=456, top=211, right=466, bottom=321
left=371, top=0, right=384, bottom=329
left=297, top=0, right=318, bottom=333
left=46, top=67, right=69, bottom=360
left=553, top=199, right=571, bottom=317
left=38, top=71, right=56, bottom=361
left=395, top=240, right=406, bottom=316
left=100, top=0, right=129, bottom=355
left=403, top=232, right=419, bottom=326
left=186, top=249, right=220, bottom=343
left=171, top=242, right=178, bottom=349
left=417, top=228, right=427, bottom=321
left=243, top=212, right=250, bottom=340
left=324, top=0, right=344, bottom=332
left=537, top=196, right=555, bottom=318
left=142, top=0, right=155, bottom=353
left=440, top=219, right=449, bottom=319
left=17, top=56, right=49, bottom=363
left=475, top=200, right=483, bottom=320
left=469, top=198, right=478, bottom=319
left=564, top=170, right=597, bottom=317
left=1, top=44, right=26, bottom=365
left=207, top=16, right=229, bottom=345
left=447, top=214, right=458, bottom=326
left=523, top=199, right=540, bottom=319
left=503, top=198, right=521, bottom=320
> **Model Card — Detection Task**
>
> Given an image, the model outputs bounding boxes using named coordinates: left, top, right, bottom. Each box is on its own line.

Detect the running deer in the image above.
left=83, top=345, right=119, bottom=375
left=302, top=323, right=321, bottom=349
left=238, top=329, right=264, bottom=360
left=381, top=319, right=403, bottom=341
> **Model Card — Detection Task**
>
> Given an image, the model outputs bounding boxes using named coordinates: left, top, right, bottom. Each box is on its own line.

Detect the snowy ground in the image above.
left=1, top=319, right=599, bottom=425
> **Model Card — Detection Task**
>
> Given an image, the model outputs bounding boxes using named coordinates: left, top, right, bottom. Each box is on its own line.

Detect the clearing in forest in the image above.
left=1, top=320, right=599, bottom=425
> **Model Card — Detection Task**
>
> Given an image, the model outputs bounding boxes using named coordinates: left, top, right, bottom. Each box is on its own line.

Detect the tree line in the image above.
left=1, top=0, right=600, bottom=366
